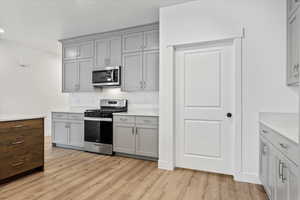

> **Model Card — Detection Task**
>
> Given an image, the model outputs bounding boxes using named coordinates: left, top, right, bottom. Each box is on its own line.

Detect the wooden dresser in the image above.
left=0, top=118, right=44, bottom=182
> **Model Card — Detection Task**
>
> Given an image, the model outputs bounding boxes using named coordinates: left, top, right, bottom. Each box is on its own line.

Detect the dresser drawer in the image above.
left=136, top=116, right=158, bottom=125
left=0, top=151, right=43, bottom=180
left=0, top=119, right=44, bottom=134
left=260, top=124, right=298, bottom=165
left=114, top=115, right=135, bottom=124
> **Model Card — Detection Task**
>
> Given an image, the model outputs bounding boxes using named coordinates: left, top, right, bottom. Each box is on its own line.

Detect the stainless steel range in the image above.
left=84, top=99, right=127, bottom=155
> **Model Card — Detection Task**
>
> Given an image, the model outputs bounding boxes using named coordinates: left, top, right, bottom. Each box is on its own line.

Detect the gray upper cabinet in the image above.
left=63, top=58, right=94, bottom=92
left=122, top=52, right=143, bottom=91
left=144, top=30, right=159, bottom=51
left=287, top=11, right=300, bottom=85
left=63, top=41, right=94, bottom=60
left=143, top=50, right=159, bottom=91
left=78, top=59, right=94, bottom=92
left=122, top=32, right=144, bottom=53
left=63, top=60, right=78, bottom=92
left=95, top=36, right=122, bottom=67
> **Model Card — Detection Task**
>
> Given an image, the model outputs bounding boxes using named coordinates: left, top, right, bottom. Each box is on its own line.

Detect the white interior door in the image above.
left=175, top=41, right=235, bottom=175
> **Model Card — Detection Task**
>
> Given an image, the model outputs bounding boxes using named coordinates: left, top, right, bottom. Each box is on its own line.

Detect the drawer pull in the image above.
left=11, top=161, right=25, bottom=167
left=11, top=140, right=25, bottom=145
left=279, top=143, right=289, bottom=149
left=12, top=125, right=25, bottom=128
left=262, top=130, right=268, bottom=134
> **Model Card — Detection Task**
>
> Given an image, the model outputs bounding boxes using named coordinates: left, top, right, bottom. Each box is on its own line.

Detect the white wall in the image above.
left=159, top=0, right=299, bottom=183
left=69, top=89, right=159, bottom=110
left=0, top=39, right=68, bottom=135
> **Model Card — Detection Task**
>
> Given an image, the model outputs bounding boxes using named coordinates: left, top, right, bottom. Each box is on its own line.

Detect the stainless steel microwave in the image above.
left=92, top=66, right=121, bottom=87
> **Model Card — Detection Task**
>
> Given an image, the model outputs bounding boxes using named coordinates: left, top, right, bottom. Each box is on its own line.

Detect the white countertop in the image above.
left=52, top=107, right=97, bottom=114
left=0, top=114, right=46, bottom=122
left=259, top=112, right=299, bottom=144
left=113, top=109, right=159, bottom=117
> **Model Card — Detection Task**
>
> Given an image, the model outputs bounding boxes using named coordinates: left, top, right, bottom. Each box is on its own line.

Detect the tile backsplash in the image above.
left=69, top=88, right=159, bottom=110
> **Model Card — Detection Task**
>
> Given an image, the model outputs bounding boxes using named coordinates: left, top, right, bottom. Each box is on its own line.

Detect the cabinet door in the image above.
left=53, top=121, right=69, bottom=145
left=287, top=13, right=299, bottom=85
left=143, top=50, right=159, bottom=91
left=78, top=59, right=94, bottom=92
left=69, top=122, right=84, bottom=147
left=281, top=158, right=299, bottom=200
left=144, top=30, right=159, bottom=51
left=122, top=52, right=143, bottom=91
left=123, top=32, right=144, bottom=53
left=63, top=60, right=78, bottom=92
left=135, top=126, right=158, bottom=158
left=275, top=156, right=289, bottom=200
left=259, top=139, right=269, bottom=193
left=95, top=38, right=109, bottom=67
left=63, top=44, right=78, bottom=60
left=109, top=36, right=122, bottom=66
left=77, top=41, right=94, bottom=59
left=113, top=124, right=135, bottom=154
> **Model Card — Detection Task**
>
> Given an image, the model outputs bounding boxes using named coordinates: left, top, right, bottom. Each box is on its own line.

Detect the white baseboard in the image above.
left=158, top=160, right=175, bottom=170
left=234, top=172, right=261, bottom=184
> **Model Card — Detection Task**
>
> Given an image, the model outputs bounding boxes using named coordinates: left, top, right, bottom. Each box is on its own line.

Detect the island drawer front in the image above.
left=0, top=151, right=43, bottom=180
left=0, top=119, right=44, bottom=134
left=52, top=113, right=69, bottom=120
left=0, top=128, right=43, bottom=156
left=136, top=116, right=158, bottom=125
left=114, top=116, right=135, bottom=124
left=260, top=124, right=298, bottom=165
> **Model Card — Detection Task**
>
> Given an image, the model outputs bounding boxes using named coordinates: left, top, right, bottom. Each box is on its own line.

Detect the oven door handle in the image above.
left=84, top=117, right=112, bottom=122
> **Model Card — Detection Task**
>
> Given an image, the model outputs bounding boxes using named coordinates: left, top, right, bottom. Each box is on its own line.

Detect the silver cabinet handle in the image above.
left=279, top=160, right=283, bottom=179
left=132, top=127, right=135, bottom=135
left=281, top=162, right=287, bottom=183
left=279, top=143, right=288, bottom=149
left=135, top=127, right=138, bottom=135
left=12, top=125, right=25, bottom=128
left=262, top=129, right=268, bottom=134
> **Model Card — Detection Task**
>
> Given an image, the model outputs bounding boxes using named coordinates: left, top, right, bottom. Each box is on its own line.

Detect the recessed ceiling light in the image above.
left=0, top=28, right=5, bottom=34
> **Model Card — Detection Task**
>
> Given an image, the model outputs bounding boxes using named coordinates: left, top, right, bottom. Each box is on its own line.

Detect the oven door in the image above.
left=92, top=67, right=120, bottom=86
left=84, top=117, right=113, bottom=144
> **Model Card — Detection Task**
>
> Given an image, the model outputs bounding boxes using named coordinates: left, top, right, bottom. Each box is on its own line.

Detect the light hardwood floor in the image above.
left=0, top=137, right=267, bottom=200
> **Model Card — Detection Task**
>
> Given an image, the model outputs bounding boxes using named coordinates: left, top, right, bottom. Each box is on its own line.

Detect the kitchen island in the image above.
left=0, top=115, right=45, bottom=183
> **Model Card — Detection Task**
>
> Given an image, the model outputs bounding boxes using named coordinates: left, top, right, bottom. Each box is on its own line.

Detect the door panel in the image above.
left=143, top=51, right=159, bottom=91
left=144, top=30, right=159, bottom=51
left=109, top=37, right=122, bottom=66
left=78, top=59, right=94, bottom=92
left=135, top=127, right=158, bottom=158
left=53, top=122, right=68, bottom=145
left=69, top=123, right=84, bottom=147
left=122, top=52, right=143, bottom=91
left=175, top=42, right=234, bottom=174
left=122, top=32, right=143, bottom=53
left=78, top=41, right=94, bottom=59
left=63, top=45, right=77, bottom=60
left=95, top=39, right=109, bottom=67
left=63, top=61, right=78, bottom=92
left=113, top=124, right=135, bottom=154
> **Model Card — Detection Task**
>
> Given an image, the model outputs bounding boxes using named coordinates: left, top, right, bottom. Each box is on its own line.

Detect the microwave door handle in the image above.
left=111, top=70, right=115, bottom=82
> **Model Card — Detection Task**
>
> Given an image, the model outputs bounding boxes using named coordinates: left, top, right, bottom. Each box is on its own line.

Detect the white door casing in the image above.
left=175, top=40, right=235, bottom=175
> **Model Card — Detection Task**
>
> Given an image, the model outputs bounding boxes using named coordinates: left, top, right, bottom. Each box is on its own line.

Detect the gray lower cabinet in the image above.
left=113, top=115, right=159, bottom=158
left=52, top=112, right=84, bottom=149
left=63, top=59, right=94, bottom=92
left=259, top=124, right=299, bottom=200
left=94, top=36, right=122, bottom=67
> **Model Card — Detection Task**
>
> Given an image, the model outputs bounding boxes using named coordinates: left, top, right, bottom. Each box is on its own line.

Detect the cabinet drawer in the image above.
left=68, top=113, right=84, bottom=121
left=114, top=116, right=135, bottom=124
left=0, top=151, right=43, bottom=180
left=260, top=124, right=298, bottom=165
left=0, top=119, right=43, bottom=134
left=52, top=113, right=69, bottom=120
left=136, top=116, right=158, bottom=125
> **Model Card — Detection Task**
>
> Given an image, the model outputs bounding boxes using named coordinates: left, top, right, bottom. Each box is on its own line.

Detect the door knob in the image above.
left=226, top=113, right=232, bottom=118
